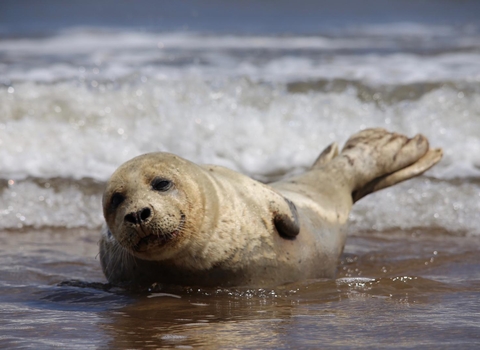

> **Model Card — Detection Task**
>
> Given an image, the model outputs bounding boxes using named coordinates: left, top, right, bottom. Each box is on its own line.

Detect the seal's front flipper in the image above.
left=99, top=226, right=136, bottom=285
left=353, top=148, right=443, bottom=202
left=270, top=195, right=300, bottom=239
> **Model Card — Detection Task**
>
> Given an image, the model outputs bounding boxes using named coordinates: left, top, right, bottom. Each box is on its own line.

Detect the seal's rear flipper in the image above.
left=352, top=148, right=442, bottom=202
left=312, top=142, right=339, bottom=169
left=335, top=128, right=442, bottom=202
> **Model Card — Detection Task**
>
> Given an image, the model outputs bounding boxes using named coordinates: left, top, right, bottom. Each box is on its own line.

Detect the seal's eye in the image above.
left=110, top=193, right=125, bottom=209
left=151, top=177, right=172, bottom=192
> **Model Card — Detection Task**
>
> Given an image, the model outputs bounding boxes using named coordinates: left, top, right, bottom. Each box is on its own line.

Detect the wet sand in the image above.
left=1, top=227, right=479, bottom=348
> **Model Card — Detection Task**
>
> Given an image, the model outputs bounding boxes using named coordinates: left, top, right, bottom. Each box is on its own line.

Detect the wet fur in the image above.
left=99, top=128, right=442, bottom=287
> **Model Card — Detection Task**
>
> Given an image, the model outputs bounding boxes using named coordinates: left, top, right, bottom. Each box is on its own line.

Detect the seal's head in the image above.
left=102, top=153, right=205, bottom=261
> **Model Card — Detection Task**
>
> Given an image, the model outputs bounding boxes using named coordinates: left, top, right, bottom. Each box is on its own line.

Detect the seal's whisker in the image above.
left=107, top=240, right=125, bottom=279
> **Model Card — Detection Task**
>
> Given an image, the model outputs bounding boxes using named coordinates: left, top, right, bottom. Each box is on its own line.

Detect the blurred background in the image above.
left=2, top=0, right=480, bottom=35
left=1, top=1, right=480, bottom=348
left=1, top=0, right=480, bottom=232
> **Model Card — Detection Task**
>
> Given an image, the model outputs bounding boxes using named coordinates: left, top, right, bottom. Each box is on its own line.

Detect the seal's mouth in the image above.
left=134, top=213, right=185, bottom=252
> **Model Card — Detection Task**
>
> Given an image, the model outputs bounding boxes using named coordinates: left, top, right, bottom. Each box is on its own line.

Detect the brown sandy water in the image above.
left=1, top=227, right=479, bottom=349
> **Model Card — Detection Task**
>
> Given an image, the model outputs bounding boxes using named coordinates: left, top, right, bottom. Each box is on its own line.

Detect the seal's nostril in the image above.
left=124, top=208, right=150, bottom=225
left=139, top=207, right=151, bottom=222
left=124, top=213, right=138, bottom=225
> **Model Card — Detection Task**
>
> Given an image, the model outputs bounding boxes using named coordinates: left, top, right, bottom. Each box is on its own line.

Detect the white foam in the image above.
left=344, top=23, right=458, bottom=37
left=0, top=181, right=103, bottom=230
left=0, top=30, right=382, bottom=54
left=350, top=178, right=480, bottom=236
left=1, top=29, right=480, bottom=85
left=1, top=27, right=480, bottom=233
left=1, top=79, right=479, bottom=180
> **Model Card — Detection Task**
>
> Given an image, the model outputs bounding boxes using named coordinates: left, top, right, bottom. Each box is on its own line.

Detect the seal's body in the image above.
left=100, top=129, right=442, bottom=287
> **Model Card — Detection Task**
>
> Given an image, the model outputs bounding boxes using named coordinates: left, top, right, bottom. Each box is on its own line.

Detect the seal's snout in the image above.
left=124, top=207, right=151, bottom=225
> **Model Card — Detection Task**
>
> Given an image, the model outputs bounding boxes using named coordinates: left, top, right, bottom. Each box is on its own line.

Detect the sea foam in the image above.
left=1, top=27, right=479, bottom=233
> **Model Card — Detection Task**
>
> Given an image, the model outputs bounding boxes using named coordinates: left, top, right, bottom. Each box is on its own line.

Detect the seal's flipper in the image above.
left=353, top=148, right=442, bottom=202
left=336, top=128, right=441, bottom=196
left=270, top=196, right=300, bottom=239
left=312, top=142, right=339, bottom=169
left=99, top=226, right=138, bottom=285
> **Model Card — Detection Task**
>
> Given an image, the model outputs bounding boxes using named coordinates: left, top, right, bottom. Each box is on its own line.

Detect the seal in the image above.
left=99, top=128, right=442, bottom=287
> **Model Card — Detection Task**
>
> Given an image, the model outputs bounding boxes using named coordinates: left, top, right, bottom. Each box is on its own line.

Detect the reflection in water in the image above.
left=102, top=262, right=480, bottom=348
left=2, top=229, right=478, bottom=348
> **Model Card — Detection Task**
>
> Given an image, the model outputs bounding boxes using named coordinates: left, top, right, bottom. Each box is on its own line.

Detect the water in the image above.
left=1, top=1, right=480, bottom=348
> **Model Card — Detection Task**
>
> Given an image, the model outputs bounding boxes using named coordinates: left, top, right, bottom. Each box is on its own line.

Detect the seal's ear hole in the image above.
left=151, top=177, right=173, bottom=192
left=110, top=193, right=125, bottom=209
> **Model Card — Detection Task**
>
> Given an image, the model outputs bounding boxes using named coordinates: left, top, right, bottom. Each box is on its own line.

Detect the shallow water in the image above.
left=1, top=228, right=479, bottom=348
left=1, top=1, right=480, bottom=348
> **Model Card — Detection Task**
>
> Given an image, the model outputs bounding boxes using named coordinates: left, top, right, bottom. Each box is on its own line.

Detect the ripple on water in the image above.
left=0, top=227, right=479, bottom=348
